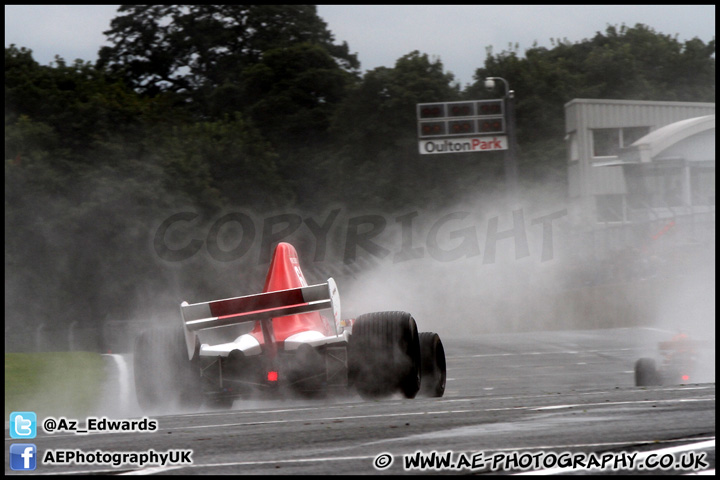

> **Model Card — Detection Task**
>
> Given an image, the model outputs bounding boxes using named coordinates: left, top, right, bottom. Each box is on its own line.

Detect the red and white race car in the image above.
left=634, top=333, right=699, bottom=386
left=133, top=242, right=446, bottom=409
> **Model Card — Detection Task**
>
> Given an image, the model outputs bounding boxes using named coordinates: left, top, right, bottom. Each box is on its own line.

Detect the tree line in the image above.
left=4, top=5, right=715, bottom=347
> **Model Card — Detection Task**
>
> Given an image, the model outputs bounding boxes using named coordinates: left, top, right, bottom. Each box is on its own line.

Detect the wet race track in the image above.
left=5, top=327, right=715, bottom=475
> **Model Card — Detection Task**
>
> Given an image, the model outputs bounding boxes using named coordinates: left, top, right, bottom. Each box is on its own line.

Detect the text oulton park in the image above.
left=419, top=136, right=508, bottom=154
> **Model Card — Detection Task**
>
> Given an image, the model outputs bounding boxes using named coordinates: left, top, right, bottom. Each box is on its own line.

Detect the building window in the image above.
left=596, top=194, right=625, bottom=222
left=626, top=164, right=684, bottom=208
left=647, top=166, right=683, bottom=207
left=622, top=126, right=650, bottom=147
left=592, top=129, right=619, bottom=157
left=592, top=126, right=650, bottom=157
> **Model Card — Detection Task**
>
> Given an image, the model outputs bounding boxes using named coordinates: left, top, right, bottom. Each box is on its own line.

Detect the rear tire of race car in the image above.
left=635, top=357, right=661, bottom=386
left=419, top=332, right=446, bottom=397
left=133, top=325, right=203, bottom=411
left=349, top=311, right=421, bottom=399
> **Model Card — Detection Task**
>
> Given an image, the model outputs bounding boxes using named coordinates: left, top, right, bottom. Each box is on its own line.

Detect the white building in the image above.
left=564, top=99, right=715, bottom=256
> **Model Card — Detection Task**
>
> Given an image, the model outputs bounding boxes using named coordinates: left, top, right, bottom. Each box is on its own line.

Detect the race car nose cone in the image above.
left=263, top=242, right=305, bottom=293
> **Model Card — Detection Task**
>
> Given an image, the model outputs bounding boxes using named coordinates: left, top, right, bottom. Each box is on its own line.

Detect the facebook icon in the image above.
left=10, top=444, right=37, bottom=471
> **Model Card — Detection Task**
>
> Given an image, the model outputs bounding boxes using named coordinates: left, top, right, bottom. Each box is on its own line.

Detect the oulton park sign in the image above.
left=417, top=99, right=508, bottom=155
left=419, top=136, right=508, bottom=154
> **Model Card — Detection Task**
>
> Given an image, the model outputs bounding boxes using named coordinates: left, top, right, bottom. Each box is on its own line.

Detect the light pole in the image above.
left=485, top=77, right=518, bottom=202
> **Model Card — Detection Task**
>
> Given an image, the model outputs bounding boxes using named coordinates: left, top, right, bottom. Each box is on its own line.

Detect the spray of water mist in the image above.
left=8, top=132, right=714, bottom=420
left=91, top=175, right=716, bottom=419
left=338, top=186, right=572, bottom=336
left=333, top=182, right=715, bottom=386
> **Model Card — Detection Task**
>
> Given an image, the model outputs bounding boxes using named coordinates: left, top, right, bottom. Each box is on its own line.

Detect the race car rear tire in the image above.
left=349, top=311, right=421, bottom=399
left=419, top=332, right=446, bottom=397
left=635, top=357, right=661, bottom=386
left=133, top=325, right=203, bottom=411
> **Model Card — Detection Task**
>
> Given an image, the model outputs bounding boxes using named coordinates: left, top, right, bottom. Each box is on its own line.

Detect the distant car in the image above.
left=133, top=242, right=446, bottom=409
left=635, top=333, right=698, bottom=386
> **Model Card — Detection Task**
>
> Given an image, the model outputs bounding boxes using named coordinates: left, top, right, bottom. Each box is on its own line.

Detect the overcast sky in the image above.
left=4, top=4, right=716, bottom=86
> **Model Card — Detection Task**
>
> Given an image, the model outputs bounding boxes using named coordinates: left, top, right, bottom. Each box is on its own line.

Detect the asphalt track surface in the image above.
left=5, top=327, right=715, bottom=475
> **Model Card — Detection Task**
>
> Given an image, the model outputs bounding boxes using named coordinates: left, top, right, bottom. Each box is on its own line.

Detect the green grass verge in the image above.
left=5, top=351, right=107, bottom=419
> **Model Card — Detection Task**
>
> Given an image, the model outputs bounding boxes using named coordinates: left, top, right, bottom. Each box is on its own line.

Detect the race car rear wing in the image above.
left=180, top=278, right=340, bottom=360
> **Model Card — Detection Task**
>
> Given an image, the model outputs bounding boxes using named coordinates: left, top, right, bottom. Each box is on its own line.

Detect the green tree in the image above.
left=5, top=46, right=199, bottom=340
left=97, top=5, right=359, bottom=100
left=96, top=5, right=361, bottom=210
left=144, top=114, right=291, bottom=210
left=329, top=51, right=462, bottom=210
left=233, top=42, right=358, bottom=208
left=5, top=44, right=160, bottom=174
left=240, top=42, right=354, bottom=144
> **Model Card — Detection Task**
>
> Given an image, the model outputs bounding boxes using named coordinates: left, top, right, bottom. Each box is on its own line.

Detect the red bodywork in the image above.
left=247, top=243, right=333, bottom=350
left=659, top=333, right=697, bottom=383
